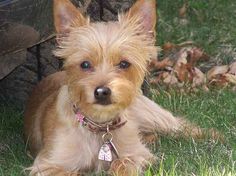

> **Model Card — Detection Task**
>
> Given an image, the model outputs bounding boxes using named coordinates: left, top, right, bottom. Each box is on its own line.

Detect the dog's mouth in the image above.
left=95, top=99, right=112, bottom=105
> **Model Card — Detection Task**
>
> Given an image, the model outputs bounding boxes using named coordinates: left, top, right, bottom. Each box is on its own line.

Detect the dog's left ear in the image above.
left=125, top=0, right=157, bottom=37
left=53, top=0, right=88, bottom=37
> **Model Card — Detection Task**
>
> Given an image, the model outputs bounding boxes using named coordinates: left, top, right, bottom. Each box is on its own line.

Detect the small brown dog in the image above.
left=24, top=0, right=218, bottom=175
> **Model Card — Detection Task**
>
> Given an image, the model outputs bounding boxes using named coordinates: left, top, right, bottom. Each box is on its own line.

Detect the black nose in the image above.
left=94, top=86, right=111, bottom=105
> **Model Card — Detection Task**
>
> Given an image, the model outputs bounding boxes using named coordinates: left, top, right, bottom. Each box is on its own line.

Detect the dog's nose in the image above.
left=94, top=86, right=111, bottom=105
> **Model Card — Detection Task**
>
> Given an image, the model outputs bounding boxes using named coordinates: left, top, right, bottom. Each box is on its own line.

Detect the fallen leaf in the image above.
left=187, top=47, right=204, bottom=67
left=202, top=85, right=209, bottom=92
left=192, top=67, right=206, bottom=87
left=173, top=49, right=190, bottom=83
left=174, top=48, right=188, bottom=69
left=162, top=42, right=176, bottom=52
left=176, top=63, right=189, bottom=82
left=149, top=58, right=173, bottom=70
left=225, top=73, right=236, bottom=84
left=228, top=61, right=236, bottom=75
left=162, top=72, right=179, bottom=85
left=207, top=65, right=229, bottom=80
left=208, top=75, right=228, bottom=86
left=179, top=3, right=187, bottom=18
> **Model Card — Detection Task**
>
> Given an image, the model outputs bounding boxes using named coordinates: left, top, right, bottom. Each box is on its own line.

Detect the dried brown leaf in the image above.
left=162, top=42, right=176, bottom=52
left=224, top=73, right=236, bottom=85
left=187, top=47, right=204, bottom=66
left=174, top=48, right=188, bottom=69
left=207, top=65, right=229, bottom=80
left=208, top=75, right=229, bottom=86
left=149, top=58, right=173, bottom=70
left=179, top=3, right=187, bottom=18
left=228, top=61, right=236, bottom=75
left=162, top=72, right=178, bottom=85
left=202, top=85, right=209, bottom=92
left=173, top=49, right=189, bottom=83
left=176, top=63, right=189, bottom=82
left=192, top=67, right=206, bottom=87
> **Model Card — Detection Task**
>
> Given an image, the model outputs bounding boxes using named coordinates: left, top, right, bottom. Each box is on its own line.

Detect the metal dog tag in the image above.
left=98, top=143, right=112, bottom=162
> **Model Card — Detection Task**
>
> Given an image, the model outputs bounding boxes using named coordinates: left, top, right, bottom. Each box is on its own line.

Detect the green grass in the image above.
left=157, top=0, right=236, bottom=64
left=0, top=90, right=236, bottom=175
left=0, top=107, right=32, bottom=176
left=151, top=1, right=236, bottom=173
left=147, top=88, right=236, bottom=176
left=1, top=0, right=236, bottom=175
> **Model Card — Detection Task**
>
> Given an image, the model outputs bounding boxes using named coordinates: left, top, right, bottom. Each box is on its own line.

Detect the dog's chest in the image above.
left=52, top=126, right=114, bottom=172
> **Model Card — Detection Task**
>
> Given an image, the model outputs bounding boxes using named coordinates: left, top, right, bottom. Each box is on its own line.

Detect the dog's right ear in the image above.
left=123, top=0, right=156, bottom=38
left=53, top=0, right=88, bottom=36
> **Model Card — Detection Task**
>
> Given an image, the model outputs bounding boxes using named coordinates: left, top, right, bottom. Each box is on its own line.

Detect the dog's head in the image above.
left=54, top=0, right=157, bottom=122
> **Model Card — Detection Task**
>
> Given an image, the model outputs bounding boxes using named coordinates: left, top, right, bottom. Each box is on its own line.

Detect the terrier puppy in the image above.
left=24, top=0, right=218, bottom=175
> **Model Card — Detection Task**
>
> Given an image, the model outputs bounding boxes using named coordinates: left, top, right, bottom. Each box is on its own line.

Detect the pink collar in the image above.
left=73, top=105, right=127, bottom=133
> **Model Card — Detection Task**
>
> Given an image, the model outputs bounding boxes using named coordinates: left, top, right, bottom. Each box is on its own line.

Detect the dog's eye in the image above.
left=118, top=60, right=131, bottom=69
left=80, top=61, right=92, bottom=70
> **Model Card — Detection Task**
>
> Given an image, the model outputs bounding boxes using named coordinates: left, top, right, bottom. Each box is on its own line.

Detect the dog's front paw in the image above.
left=28, top=165, right=80, bottom=176
left=109, top=158, right=138, bottom=176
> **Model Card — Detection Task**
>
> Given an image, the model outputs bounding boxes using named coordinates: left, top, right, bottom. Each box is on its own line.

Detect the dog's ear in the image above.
left=125, top=0, right=157, bottom=37
left=53, top=0, right=87, bottom=36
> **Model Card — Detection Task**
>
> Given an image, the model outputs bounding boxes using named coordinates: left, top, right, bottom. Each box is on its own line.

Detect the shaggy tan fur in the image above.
left=24, top=0, right=219, bottom=175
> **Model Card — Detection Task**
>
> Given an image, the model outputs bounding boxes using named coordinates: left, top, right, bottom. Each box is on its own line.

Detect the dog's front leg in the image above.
left=109, top=127, right=154, bottom=176
left=29, top=163, right=79, bottom=176
left=27, top=144, right=83, bottom=176
left=109, top=158, right=138, bottom=176
left=28, top=155, right=80, bottom=176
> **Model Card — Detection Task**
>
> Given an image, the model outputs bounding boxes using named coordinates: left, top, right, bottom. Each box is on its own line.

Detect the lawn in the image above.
left=146, top=89, right=236, bottom=176
left=157, top=0, right=236, bottom=63
left=0, top=107, right=32, bottom=176
left=0, top=90, right=235, bottom=176
left=1, top=0, right=236, bottom=175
